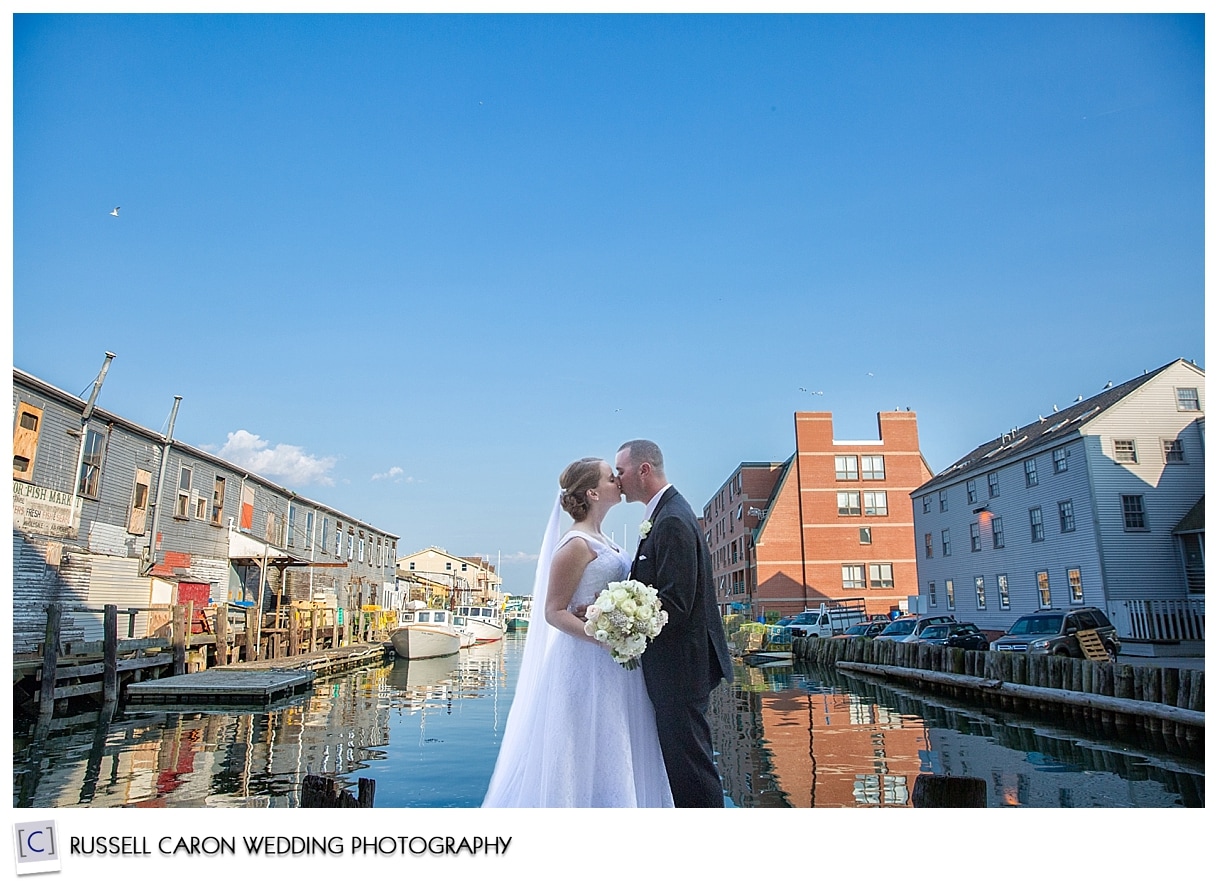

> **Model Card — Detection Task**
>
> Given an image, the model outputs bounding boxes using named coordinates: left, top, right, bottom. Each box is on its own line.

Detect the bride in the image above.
left=482, top=457, right=673, bottom=807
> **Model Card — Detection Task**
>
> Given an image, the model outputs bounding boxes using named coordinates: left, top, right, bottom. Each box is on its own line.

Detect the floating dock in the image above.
left=123, top=642, right=392, bottom=708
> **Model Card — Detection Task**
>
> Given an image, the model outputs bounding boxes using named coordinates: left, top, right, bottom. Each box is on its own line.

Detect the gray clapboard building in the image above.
left=911, top=358, right=1204, bottom=645
left=12, top=363, right=399, bottom=654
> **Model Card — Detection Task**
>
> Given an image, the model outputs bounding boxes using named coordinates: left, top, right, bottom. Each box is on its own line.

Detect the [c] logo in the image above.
left=13, top=821, right=61, bottom=875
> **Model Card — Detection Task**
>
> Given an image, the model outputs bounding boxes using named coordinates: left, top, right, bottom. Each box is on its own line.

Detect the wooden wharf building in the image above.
left=13, top=360, right=400, bottom=722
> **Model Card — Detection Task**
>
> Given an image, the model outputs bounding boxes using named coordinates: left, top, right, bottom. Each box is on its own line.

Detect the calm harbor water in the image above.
left=14, top=633, right=1203, bottom=808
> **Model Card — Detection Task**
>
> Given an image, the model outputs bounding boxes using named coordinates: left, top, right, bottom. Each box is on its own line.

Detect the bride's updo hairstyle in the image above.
left=558, top=457, right=604, bottom=522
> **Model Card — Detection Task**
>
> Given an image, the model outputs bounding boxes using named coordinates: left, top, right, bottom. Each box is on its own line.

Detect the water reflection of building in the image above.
left=710, top=664, right=927, bottom=808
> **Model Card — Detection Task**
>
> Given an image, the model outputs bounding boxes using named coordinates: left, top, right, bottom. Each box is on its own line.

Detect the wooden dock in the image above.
left=124, top=642, right=392, bottom=708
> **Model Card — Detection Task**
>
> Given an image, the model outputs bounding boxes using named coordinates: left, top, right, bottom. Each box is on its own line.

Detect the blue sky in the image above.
left=10, top=13, right=1205, bottom=597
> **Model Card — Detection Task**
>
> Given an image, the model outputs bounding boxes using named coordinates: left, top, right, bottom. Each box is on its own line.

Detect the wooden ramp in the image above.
left=1075, top=628, right=1113, bottom=661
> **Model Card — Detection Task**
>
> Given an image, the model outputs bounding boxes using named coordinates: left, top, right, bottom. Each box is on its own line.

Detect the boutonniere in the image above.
left=638, top=520, right=652, bottom=539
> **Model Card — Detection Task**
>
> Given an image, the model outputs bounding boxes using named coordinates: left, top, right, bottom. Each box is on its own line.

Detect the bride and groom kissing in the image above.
left=482, top=439, right=734, bottom=808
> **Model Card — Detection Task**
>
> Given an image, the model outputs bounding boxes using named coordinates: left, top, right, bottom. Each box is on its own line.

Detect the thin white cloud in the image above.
left=500, top=551, right=540, bottom=564
left=216, top=429, right=337, bottom=487
left=371, top=466, right=416, bottom=483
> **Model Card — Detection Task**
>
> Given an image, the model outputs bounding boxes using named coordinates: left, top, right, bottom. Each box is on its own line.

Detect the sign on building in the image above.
left=12, top=481, right=79, bottom=539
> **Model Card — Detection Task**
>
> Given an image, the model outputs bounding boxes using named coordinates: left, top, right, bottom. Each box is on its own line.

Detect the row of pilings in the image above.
left=792, top=635, right=1204, bottom=757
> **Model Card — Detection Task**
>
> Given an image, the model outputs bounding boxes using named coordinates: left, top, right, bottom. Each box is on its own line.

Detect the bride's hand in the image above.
left=571, top=603, right=589, bottom=620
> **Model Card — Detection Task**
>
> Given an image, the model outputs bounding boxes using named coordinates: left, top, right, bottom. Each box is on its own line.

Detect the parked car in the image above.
left=874, top=614, right=956, bottom=643
left=913, top=622, right=989, bottom=651
left=990, top=607, right=1121, bottom=658
left=831, top=620, right=888, bottom=639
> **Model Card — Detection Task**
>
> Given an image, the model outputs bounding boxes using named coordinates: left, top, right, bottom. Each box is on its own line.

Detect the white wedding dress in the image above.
left=482, top=528, right=673, bottom=807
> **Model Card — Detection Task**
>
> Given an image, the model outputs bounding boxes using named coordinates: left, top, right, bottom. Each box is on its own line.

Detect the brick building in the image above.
left=707, top=411, right=932, bottom=619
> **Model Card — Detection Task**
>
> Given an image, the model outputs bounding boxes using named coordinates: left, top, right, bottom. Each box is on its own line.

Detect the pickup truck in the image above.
left=778, top=599, right=869, bottom=639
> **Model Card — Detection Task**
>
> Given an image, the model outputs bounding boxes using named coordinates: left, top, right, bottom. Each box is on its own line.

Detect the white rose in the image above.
left=586, top=605, right=602, bottom=622
left=639, top=520, right=652, bottom=538
left=620, top=598, right=638, bottom=616
left=584, top=620, right=597, bottom=636
left=594, top=593, right=616, bottom=612
left=595, top=629, right=610, bottom=643
left=610, top=587, right=629, bottom=604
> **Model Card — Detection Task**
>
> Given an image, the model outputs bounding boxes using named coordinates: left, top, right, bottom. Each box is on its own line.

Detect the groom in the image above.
left=615, top=439, right=733, bottom=808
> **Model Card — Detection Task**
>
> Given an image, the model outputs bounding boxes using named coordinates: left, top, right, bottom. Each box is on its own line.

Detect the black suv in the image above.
left=991, top=607, right=1120, bottom=658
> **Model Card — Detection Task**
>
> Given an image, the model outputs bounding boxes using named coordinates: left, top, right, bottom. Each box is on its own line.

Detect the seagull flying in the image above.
left=1052, top=405, right=1059, bottom=412
left=109, top=207, right=120, bottom=217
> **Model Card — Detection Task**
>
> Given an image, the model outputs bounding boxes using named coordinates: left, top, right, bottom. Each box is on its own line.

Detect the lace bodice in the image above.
left=557, top=530, right=631, bottom=609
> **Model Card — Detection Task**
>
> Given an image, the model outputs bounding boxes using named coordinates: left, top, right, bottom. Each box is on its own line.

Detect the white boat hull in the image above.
left=455, top=605, right=507, bottom=643
left=390, top=625, right=461, bottom=660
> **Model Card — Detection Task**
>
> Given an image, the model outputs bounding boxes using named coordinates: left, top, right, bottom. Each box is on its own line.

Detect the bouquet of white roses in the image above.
left=583, top=579, right=668, bottom=670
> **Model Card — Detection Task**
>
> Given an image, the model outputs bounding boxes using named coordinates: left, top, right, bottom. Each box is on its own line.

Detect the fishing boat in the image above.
left=504, top=597, right=531, bottom=632
left=389, top=603, right=462, bottom=660
left=450, top=613, right=479, bottom=649
left=454, top=603, right=506, bottom=643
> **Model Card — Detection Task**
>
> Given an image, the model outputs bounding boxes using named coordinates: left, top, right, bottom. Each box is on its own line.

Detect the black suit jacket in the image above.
left=631, top=487, right=733, bottom=705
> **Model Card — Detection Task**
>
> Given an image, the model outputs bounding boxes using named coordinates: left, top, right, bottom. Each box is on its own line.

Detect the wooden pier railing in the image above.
left=16, top=600, right=372, bottom=723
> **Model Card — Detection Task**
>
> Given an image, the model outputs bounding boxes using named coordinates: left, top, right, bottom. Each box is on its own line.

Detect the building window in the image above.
left=974, top=576, right=987, bottom=609
left=863, top=490, right=888, bottom=516
left=928, top=581, right=937, bottom=606
left=335, top=523, right=344, bottom=557
left=1058, top=500, right=1075, bottom=533
left=1024, top=459, right=1038, bottom=487
left=1030, top=506, right=1045, bottom=542
left=997, top=573, right=1010, bottom=609
left=970, top=522, right=981, bottom=552
left=1163, top=439, right=1185, bottom=463
left=861, top=455, right=885, bottom=480
left=923, top=496, right=932, bottom=514
left=868, top=563, right=894, bottom=589
left=1176, top=387, right=1200, bottom=411
left=1113, top=439, right=1138, bottom=464
left=945, top=579, right=955, bottom=611
left=859, top=527, right=872, bottom=545
left=987, top=472, right=1000, bottom=498
left=195, top=495, right=208, bottom=520
left=409, top=561, right=415, bottom=570
left=210, top=476, right=225, bottom=526
left=321, top=518, right=330, bottom=555
left=128, top=468, right=151, bottom=535
left=1068, top=568, right=1084, bottom=603
left=1036, top=570, right=1052, bottom=608
left=305, top=511, right=314, bottom=549
left=941, top=529, right=952, bottom=557
left=1122, top=495, right=1147, bottom=531
left=77, top=428, right=105, bottom=498
left=348, top=532, right=355, bottom=560
left=966, top=479, right=977, bottom=504
left=286, top=503, right=296, bottom=547
left=12, top=402, right=43, bottom=480
left=837, top=491, right=861, bottom=516
left=359, top=536, right=365, bottom=562
left=939, top=490, right=948, bottom=512
left=175, top=465, right=192, bottom=518
left=835, top=455, right=858, bottom=480
left=842, top=565, right=866, bottom=590
left=992, top=516, right=1005, bottom=549
left=265, top=511, right=278, bottom=544
left=1053, top=447, right=1068, bottom=473
left=924, top=532, right=933, bottom=559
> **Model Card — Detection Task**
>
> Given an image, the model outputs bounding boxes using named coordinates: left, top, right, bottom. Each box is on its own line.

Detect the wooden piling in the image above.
left=39, top=603, right=62, bottom=718
left=912, top=774, right=987, bottom=808
left=301, top=774, right=376, bottom=808
left=215, top=604, right=229, bottom=666
left=103, top=604, right=118, bottom=703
